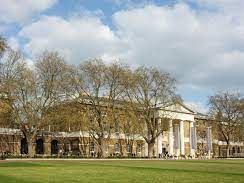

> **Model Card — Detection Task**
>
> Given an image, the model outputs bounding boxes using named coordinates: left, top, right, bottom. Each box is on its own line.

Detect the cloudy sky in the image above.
left=1, top=0, right=244, bottom=113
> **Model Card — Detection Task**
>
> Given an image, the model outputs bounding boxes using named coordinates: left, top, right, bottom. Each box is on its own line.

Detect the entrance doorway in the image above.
left=20, top=138, right=28, bottom=154
left=36, top=139, right=44, bottom=154
left=51, top=140, right=59, bottom=154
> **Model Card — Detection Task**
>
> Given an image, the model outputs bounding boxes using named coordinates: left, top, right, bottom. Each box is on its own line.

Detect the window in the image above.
left=114, top=143, right=120, bottom=152
left=103, top=122, right=110, bottom=132
left=90, top=142, right=95, bottom=152
left=136, top=144, right=142, bottom=153
left=126, top=144, right=132, bottom=153
left=115, top=121, right=119, bottom=134
left=71, top=140, right=79, bottom=152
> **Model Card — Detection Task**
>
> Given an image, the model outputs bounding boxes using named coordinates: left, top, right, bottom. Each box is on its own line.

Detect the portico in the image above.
left=153, top=102, right=197, bottom=158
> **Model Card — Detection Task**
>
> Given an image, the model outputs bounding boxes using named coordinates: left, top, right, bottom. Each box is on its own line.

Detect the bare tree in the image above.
left=0, top=97, right=16, bottom=155
left=0, top=51, right=71, bottom=156
left=195, top=119, right=209, bottom=157
left=0, top=96, right=13, bottom=128
left=119, top=108, right=141, bottom=156
left=123, top=66, right=176, bottom=157
left=44, top=101, right=90, bottom=156
left=209, top=91, right=244, bottom=157
left=71, top=60, right=128, bottom=158
left=0, top=36, right=7, bottom=57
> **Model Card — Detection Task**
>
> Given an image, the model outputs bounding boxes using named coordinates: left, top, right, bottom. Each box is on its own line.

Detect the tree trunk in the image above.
left=226, top=143, right=230, bottom=158
left=26, top=135, right=35, bottom=157
left=27, top=140, right=35, bottom=157
left=101, top=139, right=107, bottom=158
left=98, top=138, right=107, bottom=158
left=148, top=142, right=154, bottom=158
left=119, top=139, right=123, bottom=157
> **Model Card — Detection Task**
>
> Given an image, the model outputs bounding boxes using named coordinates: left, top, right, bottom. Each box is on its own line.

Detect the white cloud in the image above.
left=19, top=15, right=123, bottom=64
left=0, top=25, right=7, bottom=34
left=112, top=3, right=244, bottom=90
left=185, top=101, right=208, bottom=113
left=17, top=1, right=244, bottom=101
left=108, top=0, right=148, bottom=8
left=25, top=58, right=34, bottom=69
left=188, top=0, right=244, bottom=12
left=7, top=37, right=20, bottom=50
left=0, top=0, right=58, bottom=24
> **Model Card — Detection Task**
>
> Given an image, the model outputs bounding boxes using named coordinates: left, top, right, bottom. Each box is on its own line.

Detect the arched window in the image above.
left=232, top=147, right=236, bottom=155
left=20, top=138, right=28, bottom=154
left=51, top=140, right=59, bottom=154
left=237, top=147, right=241, bottom=153
left=36, top=139, right=44, bottom=154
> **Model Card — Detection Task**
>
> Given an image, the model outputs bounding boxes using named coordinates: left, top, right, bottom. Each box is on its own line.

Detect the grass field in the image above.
left=0, top=159, right=243, bottom=183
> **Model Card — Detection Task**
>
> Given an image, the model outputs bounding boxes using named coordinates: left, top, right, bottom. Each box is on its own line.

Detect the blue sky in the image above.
left=1, top=0, right=244, bottom=113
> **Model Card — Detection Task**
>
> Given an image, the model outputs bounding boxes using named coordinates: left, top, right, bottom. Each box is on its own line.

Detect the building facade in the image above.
left=0, top=103, right=243, bottom=158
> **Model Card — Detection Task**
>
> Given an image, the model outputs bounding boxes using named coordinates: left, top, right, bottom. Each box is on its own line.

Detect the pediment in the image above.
left=160, top=102, right=195, bottom=114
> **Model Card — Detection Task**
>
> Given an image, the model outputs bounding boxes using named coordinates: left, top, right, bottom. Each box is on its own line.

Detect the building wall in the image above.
left=0, top=134, right=20, bottom=154
left=0, top=131, right=243, bottom=158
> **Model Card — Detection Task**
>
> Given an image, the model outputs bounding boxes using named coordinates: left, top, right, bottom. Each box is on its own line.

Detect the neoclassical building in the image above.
left=151, top=103, right=197, bottom=158
left=0, top=102, right=243, bottom=158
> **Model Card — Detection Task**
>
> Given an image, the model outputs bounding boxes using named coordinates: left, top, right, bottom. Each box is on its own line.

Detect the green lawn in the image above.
left=0, top=159, right=243, bottom=183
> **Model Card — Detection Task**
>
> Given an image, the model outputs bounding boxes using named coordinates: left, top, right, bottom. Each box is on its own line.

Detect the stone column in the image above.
left=190, top=121, right=195, bottom=157
left=180, top=120, right=185, bottom=155
left=69, top=141, right=72, bottom=153
left=174, top=124, right=180, bottom=156
left=168, top=119, right=174, bottom=156
left=157, top=118, right=163, bottom=157
left=206, top=127, right=212, bottom=159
